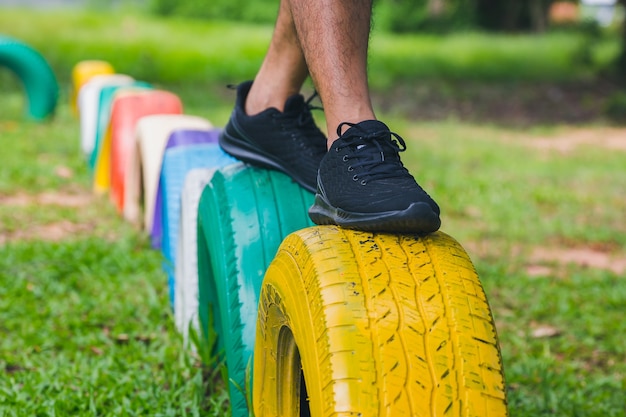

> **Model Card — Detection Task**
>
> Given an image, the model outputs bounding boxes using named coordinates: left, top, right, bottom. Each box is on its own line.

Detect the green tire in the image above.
left=196, top=163, right=314, bottom=417
left=0, top=35, right=58, bottom=120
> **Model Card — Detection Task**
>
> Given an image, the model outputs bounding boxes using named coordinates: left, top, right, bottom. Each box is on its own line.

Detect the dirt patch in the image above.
left=464, top=240, right=625, bottom=276
left=525, top=127, right=626, bottom=154
left=527, top=245, right=626, bottom=275
left=0, top=190, right=98, bottom=244
left=372, top=80, right=620, bottom=127
left=0, top=190, right=93, bottom=208
left=0, top=220, right=95, bottom=245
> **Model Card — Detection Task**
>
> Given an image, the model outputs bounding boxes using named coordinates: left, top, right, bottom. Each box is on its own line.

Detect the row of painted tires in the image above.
left=71, top=64, right=509, bottom=415
left=197, top=165, right=509, bottom=416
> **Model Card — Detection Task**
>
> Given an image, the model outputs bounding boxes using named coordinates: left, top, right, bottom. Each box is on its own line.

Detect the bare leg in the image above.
left=245, top=0, right=308, bottom=115
left=222, top=0, right=440, bottom=233
left=248, top=0, right=376, bottom=146
left=288, top=0, right=376, bottom=143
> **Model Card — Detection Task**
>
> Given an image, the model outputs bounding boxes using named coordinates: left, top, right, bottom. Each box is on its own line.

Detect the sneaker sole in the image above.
left=219, top=129, right=316, bottom=194
left=308, top=193, right=441, bottom=234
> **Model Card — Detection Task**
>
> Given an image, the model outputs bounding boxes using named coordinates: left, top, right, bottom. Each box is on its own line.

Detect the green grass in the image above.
left=370, top=30, right=615, bottom=86
left=1, top=238, right=206, bottom=414
left=0, top=102, right=230, bottom=415
left=1, top=7, right=625, bottom=416
left=399, top=122, right=626, bottom=246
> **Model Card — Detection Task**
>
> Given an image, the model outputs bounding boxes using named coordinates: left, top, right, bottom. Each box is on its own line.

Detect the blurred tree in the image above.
left=528, top=0, right=550, bottom=31
left=619, top=0, right=626, bottom=81
left=379, top=0, right=476, bottom=33
left=427, top=0, right=446, bottom=16
left=150, top=0, right=278, bottom=23
left=475, top=0, right=556, bottom=32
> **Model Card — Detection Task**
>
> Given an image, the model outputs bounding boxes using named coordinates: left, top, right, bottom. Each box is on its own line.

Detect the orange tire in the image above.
left=107, top=90, right=182, bottom=212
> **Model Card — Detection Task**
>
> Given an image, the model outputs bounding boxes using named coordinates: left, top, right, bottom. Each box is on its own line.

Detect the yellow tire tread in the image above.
left=254, top=226, right=508, bottom=417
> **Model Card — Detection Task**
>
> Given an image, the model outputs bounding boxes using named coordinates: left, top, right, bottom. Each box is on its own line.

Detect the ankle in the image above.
left=245, top=90, right=282, bottom=116
left=245, top=82, right=302, bottom=116
left=326, top=115, right=377, bottom=140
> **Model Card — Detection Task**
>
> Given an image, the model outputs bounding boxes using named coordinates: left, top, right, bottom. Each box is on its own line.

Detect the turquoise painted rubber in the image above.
left=197, top=164, right=314, bottom=417
left=89, top=82, right=152, bottom=170
left=0, top=35, right=58, bottom=120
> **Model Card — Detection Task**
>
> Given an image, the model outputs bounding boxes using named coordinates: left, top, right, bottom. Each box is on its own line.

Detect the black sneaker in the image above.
left=219, top=81, right=327, bottom=193
left=308, top=120, right=441, bottom=233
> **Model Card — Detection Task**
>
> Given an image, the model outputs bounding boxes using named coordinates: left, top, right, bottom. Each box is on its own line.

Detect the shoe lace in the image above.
left=335, top=121, right=410, bottom=184
left=295, top=90, right=323, bottom=128
left=278, top=91, right=326, bottom=155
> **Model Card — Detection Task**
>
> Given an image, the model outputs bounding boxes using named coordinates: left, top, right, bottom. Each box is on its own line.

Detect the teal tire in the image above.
left=197, top=164, right=314, bottom=417
left=0, top=35, right=58, bottom=120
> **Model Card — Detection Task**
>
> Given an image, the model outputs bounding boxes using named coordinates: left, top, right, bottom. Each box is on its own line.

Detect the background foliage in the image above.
left=145, top=0, right=626, bottom=80
left=147, top=0, right=603, bottom=33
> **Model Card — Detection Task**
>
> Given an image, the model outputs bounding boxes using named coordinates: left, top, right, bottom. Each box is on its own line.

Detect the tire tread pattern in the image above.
left=254, top=226, right=508, bottom=417
left=197, top=165, right=314, bottom=417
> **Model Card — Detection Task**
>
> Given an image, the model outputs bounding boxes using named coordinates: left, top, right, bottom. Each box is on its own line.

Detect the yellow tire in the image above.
left=254, top=226, right=508, bottom=417
left=70, top=60, right=114, bottom=115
